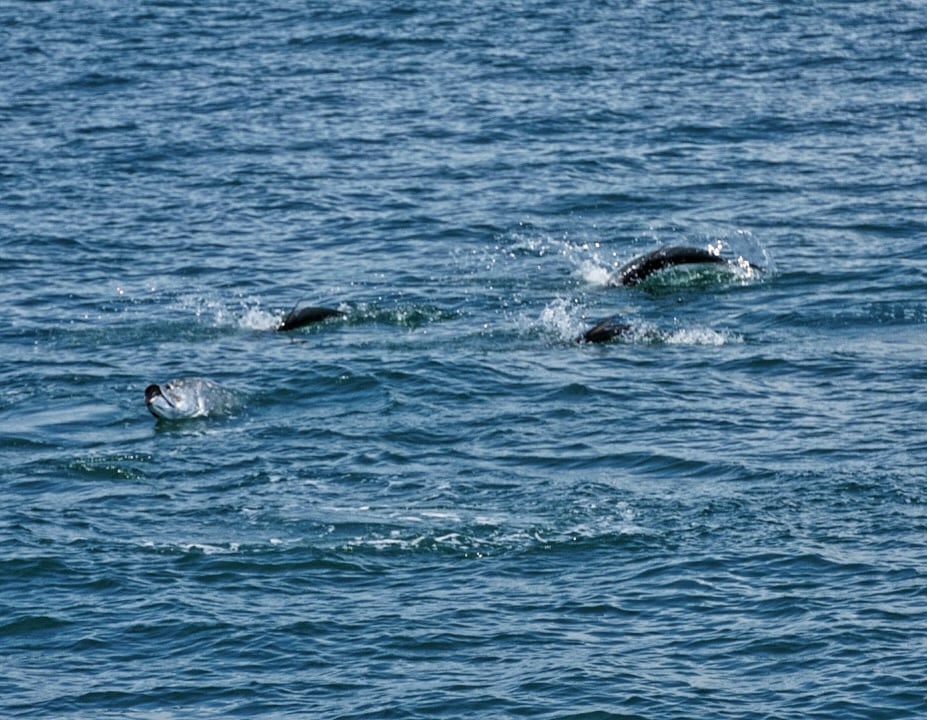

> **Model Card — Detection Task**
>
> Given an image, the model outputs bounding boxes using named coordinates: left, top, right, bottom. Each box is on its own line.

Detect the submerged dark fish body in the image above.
left=609, top=246, right=727, bottom=287
left=277, top=305, right=345, bottom=332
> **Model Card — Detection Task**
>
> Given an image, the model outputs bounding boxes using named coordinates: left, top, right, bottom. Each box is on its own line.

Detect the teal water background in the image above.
left=2, top=2, right=926, bottom=717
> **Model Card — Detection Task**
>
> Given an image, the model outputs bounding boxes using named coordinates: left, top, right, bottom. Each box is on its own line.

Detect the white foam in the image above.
left=238, top=306, right=279, bottom=331
left=178, top=542, right=240, bottom=555
left=577, top=258, right=613, bottom=287
left=538, top=298, right=586, bottom=342
left=664, top=326, right=739, bottom=346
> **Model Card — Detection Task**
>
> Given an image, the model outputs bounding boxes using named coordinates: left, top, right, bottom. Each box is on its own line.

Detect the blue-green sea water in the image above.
left=2, top=1, right=927, bottom=717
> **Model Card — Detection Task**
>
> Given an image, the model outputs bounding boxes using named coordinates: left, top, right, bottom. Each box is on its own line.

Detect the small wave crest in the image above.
left=130, top=498, right=648, bottom=560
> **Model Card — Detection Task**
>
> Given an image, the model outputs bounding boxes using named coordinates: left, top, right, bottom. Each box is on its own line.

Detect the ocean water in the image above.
left=2, top=1, right=927, bottom=717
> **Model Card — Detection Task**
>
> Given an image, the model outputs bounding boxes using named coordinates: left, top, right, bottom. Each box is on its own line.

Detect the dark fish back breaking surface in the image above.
left=609, top=246, right=730, bottom=286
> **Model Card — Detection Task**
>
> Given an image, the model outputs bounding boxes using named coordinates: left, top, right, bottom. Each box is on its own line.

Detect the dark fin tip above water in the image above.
left=277, top=304, right=346, bottom=332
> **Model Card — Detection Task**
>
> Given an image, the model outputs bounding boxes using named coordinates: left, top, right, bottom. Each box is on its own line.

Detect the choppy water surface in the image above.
left=2, top=1, right=926, bottom=718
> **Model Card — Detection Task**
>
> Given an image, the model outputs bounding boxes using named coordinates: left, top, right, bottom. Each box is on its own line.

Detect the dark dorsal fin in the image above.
left=578, top=318, right=631, bottom=344
left=277, top=304, right=346, bottom=332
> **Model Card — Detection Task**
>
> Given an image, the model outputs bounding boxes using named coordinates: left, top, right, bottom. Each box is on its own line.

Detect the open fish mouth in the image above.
left=144, top=384, right=172, bottom=406
left=144, top=383, right=179, bottom=419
